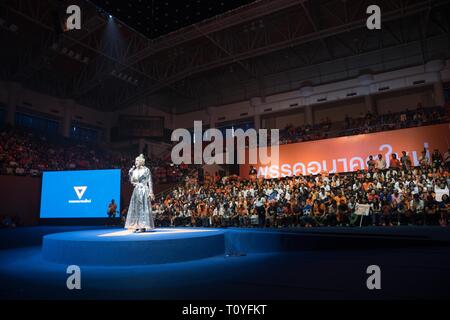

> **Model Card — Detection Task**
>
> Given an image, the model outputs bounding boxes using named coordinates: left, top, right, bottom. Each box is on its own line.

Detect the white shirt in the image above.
left=375, top=159, right=386, bottom=170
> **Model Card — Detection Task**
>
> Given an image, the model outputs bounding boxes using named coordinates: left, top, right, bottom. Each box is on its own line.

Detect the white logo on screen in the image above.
left=68, top=186, right=92, bottom=204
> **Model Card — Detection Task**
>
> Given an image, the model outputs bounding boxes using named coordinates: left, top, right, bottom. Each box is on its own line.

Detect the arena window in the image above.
left=70, top=121, right=100, bottom=142
left=15, top=111, right=59, bottom=134
left=216, top=120, right=254, bottom=137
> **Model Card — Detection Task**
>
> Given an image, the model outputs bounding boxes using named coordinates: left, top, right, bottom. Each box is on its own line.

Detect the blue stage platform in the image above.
left=1, top=226, right=450, bottom=299
left=43, top=228, right=225, bottom=265
left=41, top=226, right=450, bottom=266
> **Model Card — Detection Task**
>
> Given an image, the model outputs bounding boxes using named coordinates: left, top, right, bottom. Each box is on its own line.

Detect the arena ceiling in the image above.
left=0, top=0, right=449, bottom=114
left=90, top=0, right=258, bottom=39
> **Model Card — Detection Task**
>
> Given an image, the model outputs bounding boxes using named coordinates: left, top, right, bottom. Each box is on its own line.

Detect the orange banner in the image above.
left=240, top=123, right=450, bottom=178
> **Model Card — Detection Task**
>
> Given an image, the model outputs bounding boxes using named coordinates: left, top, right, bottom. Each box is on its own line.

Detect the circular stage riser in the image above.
left=42, top=228, right=443, bottom=266
left=42, top=229, right=225, bottom=266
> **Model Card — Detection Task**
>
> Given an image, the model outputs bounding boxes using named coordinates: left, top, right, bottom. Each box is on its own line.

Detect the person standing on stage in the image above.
left=125, top=154, right=155, bottom=233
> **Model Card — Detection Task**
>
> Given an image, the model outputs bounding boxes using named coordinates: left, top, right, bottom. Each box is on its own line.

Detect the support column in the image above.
left=6, top=82, right=22, bottom=125
left=305, top=105, right=313, bottom=126
left=254, top=113, right=261, bottom=130
left=357, top=73, right=375, bottom=117
left=207, top=106, right=216, bottom=128
left=425, top=60, right=445, bottom=106
left=250, top=97, right=262, bottom=130
left=364, top=94, right=376, bottom=114
left=433, top=80, right=445, bottom=107
left=104, top=112, right=112, bottom=143
left=168, top=112, right=174, bottom=130
left=61, top=99, right=75, bottom=138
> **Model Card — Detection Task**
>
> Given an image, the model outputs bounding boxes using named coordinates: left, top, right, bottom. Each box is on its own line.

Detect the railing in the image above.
left=278, top=106, right=447, bottom=145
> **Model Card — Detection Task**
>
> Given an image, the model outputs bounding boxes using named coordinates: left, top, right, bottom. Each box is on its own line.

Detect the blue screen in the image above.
left=40, top=169, right=121, bottom=218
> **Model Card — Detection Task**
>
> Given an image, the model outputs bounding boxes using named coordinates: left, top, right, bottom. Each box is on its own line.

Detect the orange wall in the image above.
left=240, top=123, right=450, bottom=178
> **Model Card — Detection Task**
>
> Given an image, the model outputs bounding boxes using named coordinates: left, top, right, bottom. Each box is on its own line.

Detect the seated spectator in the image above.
left=432, top=149, right=444, bottom=168
left=439, top=194, right=449, bottom=227
left=1, top=215, right=16, bottom=228
left=444, top=148, right=450, bottom=171
left=424, top=193, right=438, bottom=225
left=409, top=193, right=424, bottom=225
left=419, top=150, right=430, bottom=168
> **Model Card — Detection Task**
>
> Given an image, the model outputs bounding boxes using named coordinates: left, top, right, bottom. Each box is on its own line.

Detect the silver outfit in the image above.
left=125, top=166, right=155, bottom=230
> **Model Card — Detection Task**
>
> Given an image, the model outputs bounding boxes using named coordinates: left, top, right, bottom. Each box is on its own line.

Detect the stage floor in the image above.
left=42, top=228, right=225, bottom=265
left=1, top=226, right=450, bottom=299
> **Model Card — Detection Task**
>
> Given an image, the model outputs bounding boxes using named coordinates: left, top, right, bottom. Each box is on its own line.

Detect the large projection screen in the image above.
left=40, top=169, right=121, bottom=218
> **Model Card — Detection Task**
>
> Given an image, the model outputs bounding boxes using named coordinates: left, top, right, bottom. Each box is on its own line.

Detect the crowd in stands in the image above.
left=279, top=118, right=332, bottom=144
left=2, top=102, right=450, bottom=229
left=279, top=105, right=448, bottom=145
left=141, top=149, right=450, bottom=228
left=1, top=104, right=447, bottom=180
left=0, top=125, right=185, bottom=184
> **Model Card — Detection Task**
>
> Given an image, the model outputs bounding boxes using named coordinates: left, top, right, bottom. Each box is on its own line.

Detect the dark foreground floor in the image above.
left=1, top=226, right=450, bottom=299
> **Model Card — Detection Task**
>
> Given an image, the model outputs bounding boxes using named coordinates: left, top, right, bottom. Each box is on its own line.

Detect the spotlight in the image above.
left=109, top=14, right=113, bottom=19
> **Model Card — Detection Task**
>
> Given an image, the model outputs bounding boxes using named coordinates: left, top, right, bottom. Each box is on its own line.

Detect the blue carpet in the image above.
left=1, top=226, right=450, bottom=299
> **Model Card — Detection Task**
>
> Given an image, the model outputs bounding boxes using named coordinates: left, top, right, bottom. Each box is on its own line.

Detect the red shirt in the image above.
left=390, top=158, right=401, bottom=168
